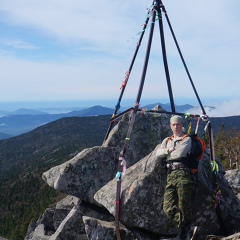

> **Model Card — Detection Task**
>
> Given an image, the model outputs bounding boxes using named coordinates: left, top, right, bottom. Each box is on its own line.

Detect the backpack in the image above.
left=167, top=133, right=206, bottom=172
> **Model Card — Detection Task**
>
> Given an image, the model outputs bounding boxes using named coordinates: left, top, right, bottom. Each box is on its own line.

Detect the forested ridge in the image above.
left=0, top=114, right=239, bottom=239
left=0, top=115, right=110, bottom=240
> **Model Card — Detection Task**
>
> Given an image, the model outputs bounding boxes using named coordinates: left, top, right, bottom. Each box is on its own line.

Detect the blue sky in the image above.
left=0, top=0, right=239, bottom=115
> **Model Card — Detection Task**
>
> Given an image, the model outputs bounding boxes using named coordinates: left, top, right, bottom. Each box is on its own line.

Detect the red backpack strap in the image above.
left=166, top=134, right=189, bottom=144
left=166, top=135, right=174, bottom=143
left=196, top=136, right=206, bottom=160
left=181, top=134, right=189, bottom=141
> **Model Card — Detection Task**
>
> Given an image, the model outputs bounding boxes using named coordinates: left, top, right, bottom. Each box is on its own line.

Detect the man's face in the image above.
left=170, top=121, right=183, bottom=134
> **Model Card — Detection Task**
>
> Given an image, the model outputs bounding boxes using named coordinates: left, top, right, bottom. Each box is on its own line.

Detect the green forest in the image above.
left=0, top=115, right=110, bottom=240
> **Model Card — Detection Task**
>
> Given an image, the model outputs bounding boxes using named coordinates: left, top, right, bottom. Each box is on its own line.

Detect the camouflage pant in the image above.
left=163, top=169, right=194, bottom=228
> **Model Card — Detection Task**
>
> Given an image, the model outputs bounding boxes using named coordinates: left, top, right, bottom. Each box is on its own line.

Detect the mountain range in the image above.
left=0, top=103, right=194, bottom=139
left=0, top=105, right=114, bottom=138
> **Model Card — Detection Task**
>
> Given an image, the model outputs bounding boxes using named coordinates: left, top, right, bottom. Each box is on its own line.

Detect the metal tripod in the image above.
left=102, top=1, right=223, bottom=239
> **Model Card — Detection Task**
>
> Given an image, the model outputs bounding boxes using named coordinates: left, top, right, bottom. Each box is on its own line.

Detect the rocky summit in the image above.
left=24, top=106, right=240, bottom=240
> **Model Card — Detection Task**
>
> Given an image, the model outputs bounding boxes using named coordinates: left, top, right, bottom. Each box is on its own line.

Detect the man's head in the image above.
left=170, top=115, right=183, bottom=124
left=170, top=115, right=183, bottom=135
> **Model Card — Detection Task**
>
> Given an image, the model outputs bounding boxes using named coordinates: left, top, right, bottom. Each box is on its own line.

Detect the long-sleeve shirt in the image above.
left=156, top=134, right=191, bottom=161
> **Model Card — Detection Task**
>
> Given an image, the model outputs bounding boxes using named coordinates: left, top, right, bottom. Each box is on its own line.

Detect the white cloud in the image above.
left=0, top=0, right=239, bottom=109
left=0, top=38, right=38, bottom=49
left=0, top=54, right=124, bottom=101
left=187, top=99, right=240, bottom=117
left=0, top=0, right=146, bottom=49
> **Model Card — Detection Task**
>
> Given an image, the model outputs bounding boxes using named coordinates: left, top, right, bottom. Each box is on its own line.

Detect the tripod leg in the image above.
left=114, top=6, right=157, bottom=240
left=156, top=1, right=175, bottom=112
left=104, top=8, right=152, bottom=142
left=135, top=4, right=156, bottom=104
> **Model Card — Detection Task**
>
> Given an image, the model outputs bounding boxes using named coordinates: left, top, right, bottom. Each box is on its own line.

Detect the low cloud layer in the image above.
left=187, top=99, right=240, bottom=117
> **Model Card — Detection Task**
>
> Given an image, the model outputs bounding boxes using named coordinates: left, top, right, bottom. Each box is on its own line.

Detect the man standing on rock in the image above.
left=156, top=115, right=198, bottom=240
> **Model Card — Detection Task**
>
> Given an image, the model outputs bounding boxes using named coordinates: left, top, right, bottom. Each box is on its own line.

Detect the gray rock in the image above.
left=49, top=205, right=82, bottom=240
left=0, top=237, right=9, bottom=240
left=222, top=232, right=240, bottom=240
left=53, top=195, right=80, bottom=229
left=25, top=219, right=37, bottom=240
left=25, top=196, right=80, bottom=240
left=25, top=209, right=55, bottom=240
left=26, top=195, right=115, bottom=240
left=83, top=216, right=158, bottom=240
left=192, top=154, right=240, bottom=236
left=42, top=111, right=170, bottom=204
left=27, top=224, right=50, bottom=240
left=83, top=216, right=116, bottom=240
left=224, top=169, right=240, bottom=195
left=238, top=193, right=240, bottom=200
left=38, top=208, right=55, bottom=234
